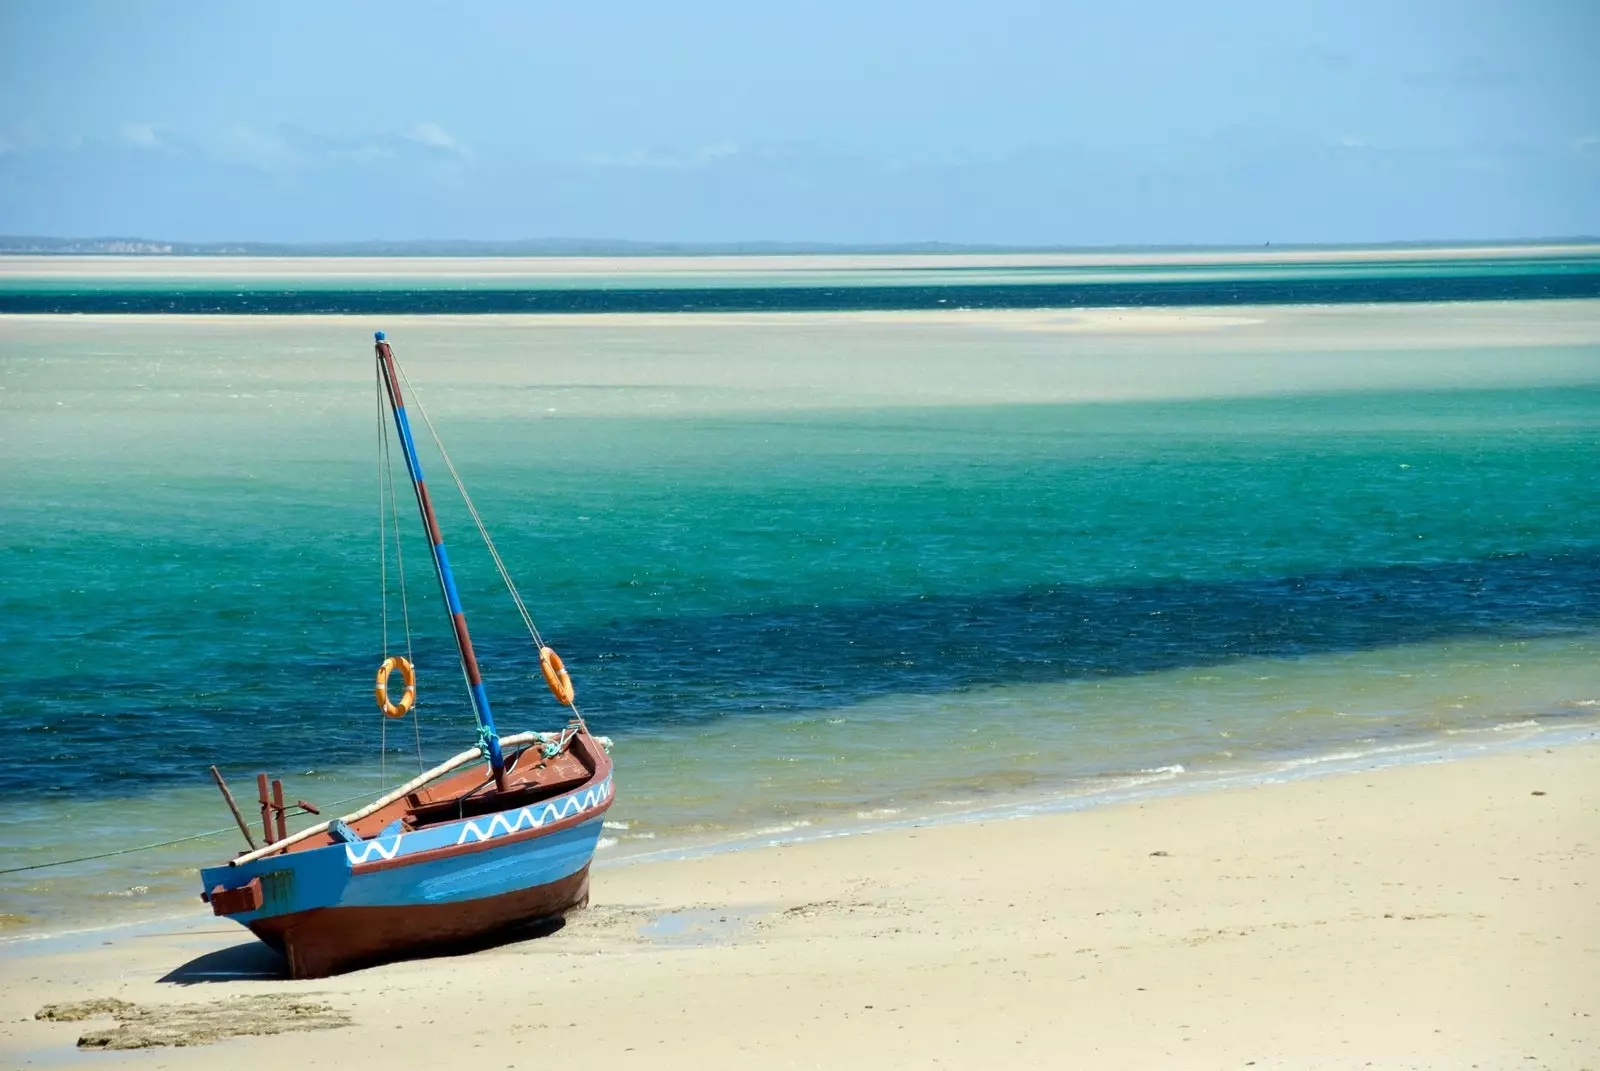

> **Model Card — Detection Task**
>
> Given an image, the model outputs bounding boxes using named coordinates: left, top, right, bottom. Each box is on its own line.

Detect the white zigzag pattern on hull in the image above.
left=344, top=836, right=403, bottom=866
left=339, top=778, right=612, bottom=866
left=455, top=779, right=613, bottom=846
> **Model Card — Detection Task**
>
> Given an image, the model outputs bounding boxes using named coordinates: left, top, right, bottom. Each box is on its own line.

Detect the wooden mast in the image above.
left=374, top=331, right=506, bottom=787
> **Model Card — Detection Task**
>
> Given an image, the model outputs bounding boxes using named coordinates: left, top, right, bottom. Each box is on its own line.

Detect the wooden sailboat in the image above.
left=199, top=332, right=614, bottom=979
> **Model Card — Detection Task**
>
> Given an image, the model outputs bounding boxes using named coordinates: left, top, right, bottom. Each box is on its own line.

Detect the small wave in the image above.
left=751, top=820, right=812, bottom=837
left=1277, top=741, right=1433, bottom=768
left=595, top=837, right=618, bottom=850
left=1139, top=764, right=1186, bottom=776
left=1279, top=749, right=1378, bottom=769
left=623, top=832, right=657, bottom=841
left=1447, top=718, right=1541, bottom=736
left=603, top=820, right=630, bottom=831
left=855, top=808, right=903, bottom=819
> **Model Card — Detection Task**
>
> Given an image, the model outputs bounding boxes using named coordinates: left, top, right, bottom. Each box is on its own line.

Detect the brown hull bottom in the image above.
left=248, top=866, right=591, bottom=979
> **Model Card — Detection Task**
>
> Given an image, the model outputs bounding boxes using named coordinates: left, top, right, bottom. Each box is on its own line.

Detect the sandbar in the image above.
left=3, top=243, right=1598, bottom=280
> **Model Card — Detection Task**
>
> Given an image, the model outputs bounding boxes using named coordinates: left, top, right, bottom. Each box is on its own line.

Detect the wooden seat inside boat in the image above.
left=270, top=734, right=603, bottom=852
left=401, top=744, right=594, bottom=829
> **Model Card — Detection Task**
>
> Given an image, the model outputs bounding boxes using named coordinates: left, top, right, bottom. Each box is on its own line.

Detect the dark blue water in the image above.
left=6, top=387, right=1599, bottom=802
left=4, top=258, right=1600, bottom=314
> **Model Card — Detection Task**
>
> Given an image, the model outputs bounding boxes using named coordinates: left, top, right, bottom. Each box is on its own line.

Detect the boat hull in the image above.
left=201, top=764, right=613, bottom=978
left=251, top=863, right=592, bottom=978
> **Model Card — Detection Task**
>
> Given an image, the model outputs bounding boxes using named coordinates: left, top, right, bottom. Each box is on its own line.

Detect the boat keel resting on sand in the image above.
left=199, top=332, right=613, bottom=979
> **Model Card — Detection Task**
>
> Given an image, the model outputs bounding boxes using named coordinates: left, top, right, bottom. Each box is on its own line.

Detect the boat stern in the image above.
left=199, top=843, right=350, bottom=926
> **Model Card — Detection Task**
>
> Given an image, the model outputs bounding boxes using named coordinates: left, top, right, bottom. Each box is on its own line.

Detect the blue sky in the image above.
left=1, top=0, right=1596, bottom=245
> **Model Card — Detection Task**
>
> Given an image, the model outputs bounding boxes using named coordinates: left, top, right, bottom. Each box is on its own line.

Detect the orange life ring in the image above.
left=539, top=646, right=576, bottom=706
left=375, top=655, right=416, bottom=719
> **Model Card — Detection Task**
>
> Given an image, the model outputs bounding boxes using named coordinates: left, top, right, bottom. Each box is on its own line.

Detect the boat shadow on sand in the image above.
left=159, top=917, right=566, bottom=985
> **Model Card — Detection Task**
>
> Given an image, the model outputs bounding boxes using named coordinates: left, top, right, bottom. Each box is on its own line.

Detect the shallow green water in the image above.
left=2, top=305, right=1598, bottom=934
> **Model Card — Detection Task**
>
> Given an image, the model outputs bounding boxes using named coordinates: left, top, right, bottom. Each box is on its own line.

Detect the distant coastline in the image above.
left=3, top=234, right=1599, bottom=258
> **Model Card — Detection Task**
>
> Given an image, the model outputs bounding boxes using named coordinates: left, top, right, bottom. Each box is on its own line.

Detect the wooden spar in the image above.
left=257, top=773, right=272, bottom=846
left=373, top=332, right=507, bottom=789
left=209, top=765, right=257, bottom=850
left=272, top=780, right=288, bottom=842
left=227, top=731, right=546, bottom=867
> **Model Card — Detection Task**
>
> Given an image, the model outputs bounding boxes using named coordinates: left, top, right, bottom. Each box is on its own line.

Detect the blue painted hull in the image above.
left=201, top=771, right=613, bottom=976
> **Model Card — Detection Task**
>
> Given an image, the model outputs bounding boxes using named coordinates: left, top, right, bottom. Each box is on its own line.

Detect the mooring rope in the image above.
left=0, top=786, right=393, bottom=877
left=0, top=828, right=237, bottom=876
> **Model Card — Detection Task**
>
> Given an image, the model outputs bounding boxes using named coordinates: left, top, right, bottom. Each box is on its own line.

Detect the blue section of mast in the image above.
left=375, top=332, right=505, bottom=780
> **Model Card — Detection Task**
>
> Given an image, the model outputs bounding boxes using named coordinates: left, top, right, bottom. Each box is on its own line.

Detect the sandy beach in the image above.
left=3, top=737, right=1594, bottom=1069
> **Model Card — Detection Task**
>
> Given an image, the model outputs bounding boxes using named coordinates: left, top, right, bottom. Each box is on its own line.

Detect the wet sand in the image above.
left=3, top=738, right=1595, bottom=1069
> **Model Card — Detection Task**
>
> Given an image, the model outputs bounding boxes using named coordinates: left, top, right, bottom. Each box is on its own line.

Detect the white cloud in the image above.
left=194, top=122, right=477, bottom=173
left=329, top=143, right=397, bottom=165
left=213, top=125, right=300, bottom=170
left=120, top=122, right=160, bottom=148
left=585, top=142, right=741, bottom=171
left=405, top=121, right=463, bottom=153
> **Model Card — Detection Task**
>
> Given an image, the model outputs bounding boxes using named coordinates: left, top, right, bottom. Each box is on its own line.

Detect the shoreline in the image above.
left=5, top=718, right=1594, bottom=951
left=2, top=732, right=1594, bottom=1067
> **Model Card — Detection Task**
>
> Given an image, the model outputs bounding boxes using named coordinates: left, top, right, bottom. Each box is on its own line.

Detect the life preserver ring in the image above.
left=539, top=646, right=575, bottom=706
left=375, top=656, right=416, bottom=718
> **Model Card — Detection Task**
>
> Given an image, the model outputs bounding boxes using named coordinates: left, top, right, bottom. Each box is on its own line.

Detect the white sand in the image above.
left=2, top=739, right=1594, bottom=1068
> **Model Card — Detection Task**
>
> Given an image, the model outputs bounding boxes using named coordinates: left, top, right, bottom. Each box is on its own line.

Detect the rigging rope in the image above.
left=376, top=372, right=390, bottom=790
left=394, top=364, right=591, bottom=737
left=376, top=369, right=426, bottom=790
left=395, top=364, right=547, bottom=651
left=383, top=388, right=423, bottom=774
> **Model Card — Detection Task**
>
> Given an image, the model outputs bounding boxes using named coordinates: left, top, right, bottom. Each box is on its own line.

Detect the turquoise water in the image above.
left=4, top=251, right=1599, bottom=312
left=2, top=291, right=1599, bottom=935
left=6, top=253, right=1600, bottom=292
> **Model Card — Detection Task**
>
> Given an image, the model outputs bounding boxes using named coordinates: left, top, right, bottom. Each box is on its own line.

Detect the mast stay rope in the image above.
left=395, top=363, right=591, bottom=737
left=376, top=368, right=425, bottom=784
